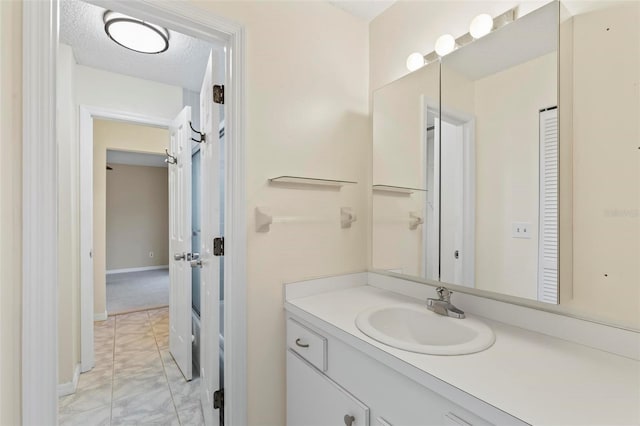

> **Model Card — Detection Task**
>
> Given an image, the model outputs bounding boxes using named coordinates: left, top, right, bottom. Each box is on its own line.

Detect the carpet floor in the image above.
left=106, top=269, right=169, bottom=315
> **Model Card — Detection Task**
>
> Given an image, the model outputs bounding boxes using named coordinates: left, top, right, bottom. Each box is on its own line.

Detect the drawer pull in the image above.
left=344, top=414, right=355, bottom=426
left=295, top=338, right=309, bottom=348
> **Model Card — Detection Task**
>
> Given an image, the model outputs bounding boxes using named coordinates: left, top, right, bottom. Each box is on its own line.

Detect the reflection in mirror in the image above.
left=372, top=0, right=640, bottom=329
left=372, top=62, right=438, bottom=279
left=440, top=3, right=559, bottom=303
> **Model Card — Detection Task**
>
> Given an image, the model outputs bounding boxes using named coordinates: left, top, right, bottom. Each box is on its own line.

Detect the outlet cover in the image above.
left=512, top=222, right=532, bottom=239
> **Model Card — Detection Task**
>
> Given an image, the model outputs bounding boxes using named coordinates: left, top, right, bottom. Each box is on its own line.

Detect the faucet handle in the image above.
left=436, top=286, right=452, bottom=302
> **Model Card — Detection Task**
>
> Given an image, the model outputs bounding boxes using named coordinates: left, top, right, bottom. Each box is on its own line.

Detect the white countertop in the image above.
left=285, top=285, right=640, bottom=426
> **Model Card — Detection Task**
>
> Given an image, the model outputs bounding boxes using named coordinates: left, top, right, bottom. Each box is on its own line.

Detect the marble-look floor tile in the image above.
left=59, top=382, right=112, bottom=413
left=59, top=403, right=111, bottom=426
left=112, top=373, right=170, bottom=401
left=111, top=384, right=177, bottom=424
left=168, top=377, right=201, bottom=412
left=60, top=307, right=202, bottom=425
left=178, top=405, right=205, bottom=426
left=76, top=368, right=113, bottom=392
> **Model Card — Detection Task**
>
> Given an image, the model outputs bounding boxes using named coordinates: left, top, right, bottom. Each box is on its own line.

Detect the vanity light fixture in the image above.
left=404, top=8, right=515, bottom=72
left=434, top=34, right=456, bottom=57
left=104, top=11, right=169, bottom=54
left=469, top=13, right=494, bottom=39
left=406, top=52, right=425, bottom=72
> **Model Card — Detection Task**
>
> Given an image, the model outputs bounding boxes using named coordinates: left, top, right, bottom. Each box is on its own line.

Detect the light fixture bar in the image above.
left=407, top=6, right=518, bottom=70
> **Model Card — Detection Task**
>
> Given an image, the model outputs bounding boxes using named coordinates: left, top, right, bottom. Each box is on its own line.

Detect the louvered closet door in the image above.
left=538, top=108, right=559, bottom=304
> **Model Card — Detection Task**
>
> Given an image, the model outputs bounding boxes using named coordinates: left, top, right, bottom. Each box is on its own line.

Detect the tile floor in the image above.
left=59, top=307, right=204, bottom=426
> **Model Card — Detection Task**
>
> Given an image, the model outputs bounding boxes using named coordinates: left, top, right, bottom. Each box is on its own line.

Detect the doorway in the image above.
left=104, top=149, right=171, bottom=315
left=22, top=0, right=247, bottom=423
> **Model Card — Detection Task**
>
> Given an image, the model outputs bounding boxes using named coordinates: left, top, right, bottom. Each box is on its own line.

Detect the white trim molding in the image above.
left=22, top=1, right=59, bottom=425
left=94, top=311, right=108, bottom=321
left=57, top=364, right=81, bottom=397
left=106, top=265, right=169, bottom=275
left=24, top=2, right=247, bottom=425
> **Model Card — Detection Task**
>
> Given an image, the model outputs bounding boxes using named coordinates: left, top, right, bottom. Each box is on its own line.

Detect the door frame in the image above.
left=438, top=109, right=475, bottom=288
left=79, top=106, right=173, bottom=374
left=22, top=1, right=247, bottom=425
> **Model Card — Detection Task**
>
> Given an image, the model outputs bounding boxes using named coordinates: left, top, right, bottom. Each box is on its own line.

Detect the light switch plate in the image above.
left=512, top=222, right=532, bottom=239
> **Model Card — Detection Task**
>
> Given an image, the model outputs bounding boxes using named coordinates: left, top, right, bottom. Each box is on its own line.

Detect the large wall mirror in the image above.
left=371, top=0, right=640, bottom=329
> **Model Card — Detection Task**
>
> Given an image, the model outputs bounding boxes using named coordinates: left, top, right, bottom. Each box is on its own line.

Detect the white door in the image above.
left=199, top=50, right=223, bottom=425
left=439, top=120, right=464, bottom=285
left=169, top=106, right=193, bottom=381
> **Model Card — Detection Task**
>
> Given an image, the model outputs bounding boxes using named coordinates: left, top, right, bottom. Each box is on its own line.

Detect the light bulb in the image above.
left=406, top=52, right=425, bottom=72
left=469, top=14, right=493, bottom=39
left=435, top=34, right=456, bottom=57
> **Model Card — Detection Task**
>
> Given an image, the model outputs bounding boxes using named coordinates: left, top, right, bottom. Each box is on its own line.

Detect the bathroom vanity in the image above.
left=284, top=273, right=640, bottom=426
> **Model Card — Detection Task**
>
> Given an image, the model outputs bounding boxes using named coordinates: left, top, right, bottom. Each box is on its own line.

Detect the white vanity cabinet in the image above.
left=286, top=315, right=525, bottom=426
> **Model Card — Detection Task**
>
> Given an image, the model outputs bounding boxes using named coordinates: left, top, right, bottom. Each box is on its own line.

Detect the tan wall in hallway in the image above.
left=0, top=1, right=23, bottom=423
left=94, top=121, right=169, bottom=316
left=106, top=164, right=169, bottom=271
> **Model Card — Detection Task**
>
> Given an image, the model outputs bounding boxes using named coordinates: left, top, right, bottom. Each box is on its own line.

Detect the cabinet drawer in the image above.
left=287, top=350, right=369, bottom=426
left=287, top=318, right=327, bottom=371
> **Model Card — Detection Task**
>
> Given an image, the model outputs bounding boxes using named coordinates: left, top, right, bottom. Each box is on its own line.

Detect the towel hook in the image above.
left=165, top=149, right=177, bottom=165
left=190, top=121, right=205, bottom=143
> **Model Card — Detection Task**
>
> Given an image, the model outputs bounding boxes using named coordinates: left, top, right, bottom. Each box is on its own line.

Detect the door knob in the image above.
left=174, top=252, right=186, bottom=261
left=344, top=415, right=355, bottom=426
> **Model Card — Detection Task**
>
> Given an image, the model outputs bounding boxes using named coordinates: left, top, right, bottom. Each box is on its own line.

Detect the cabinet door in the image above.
left=287, top=350, right=369, bottom=426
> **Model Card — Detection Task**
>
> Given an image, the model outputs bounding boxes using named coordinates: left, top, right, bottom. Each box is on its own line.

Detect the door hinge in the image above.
left=213, top=237, right=224, bottom=256
left=213, top=388, right=224, bottom=409
left=213, top=85, right=225, bottom=104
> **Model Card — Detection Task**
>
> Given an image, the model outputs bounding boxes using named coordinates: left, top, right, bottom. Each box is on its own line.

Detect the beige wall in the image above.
left=106, top=164, right=169, bottom=270
left=372, top=62, right=439, bottom=276
left=472, top=53, right=557, bottom=299
left=566, top=4, right=640, bottom=328
left=186, top=2, right=369, bottom=424
left=94, top=121, right=169, bottom=315
left=0, top=1, right=22, bottom=423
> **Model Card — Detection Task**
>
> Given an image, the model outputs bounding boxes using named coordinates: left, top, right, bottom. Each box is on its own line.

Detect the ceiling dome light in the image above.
left=104, top=11, right=169, bottom=54
left=406, top=52, right=425, bottom=72
left=435, top=34, right=456, bottom=57
left=469, top=13, right=494, bottom=39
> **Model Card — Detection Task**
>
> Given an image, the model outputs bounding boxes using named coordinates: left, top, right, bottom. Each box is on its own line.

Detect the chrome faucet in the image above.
left=427, top=286, right=465, bottom=319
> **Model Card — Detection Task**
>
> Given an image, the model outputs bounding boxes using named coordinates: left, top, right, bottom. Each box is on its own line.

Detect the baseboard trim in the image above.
left=106, top=265, right=169, bottom=275
left=57, top=363, right=81, bottom=397
left=94, top=311, right=108, bottom=321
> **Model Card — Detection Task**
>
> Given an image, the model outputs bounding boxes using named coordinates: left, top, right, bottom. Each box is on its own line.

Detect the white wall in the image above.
left=75, top=64, right=183, bottom=120
left=57, top=43, right=82, bottom=387
left=0, top=1, right=22, bottom=423
left=472, top=53, right=557, bottom=299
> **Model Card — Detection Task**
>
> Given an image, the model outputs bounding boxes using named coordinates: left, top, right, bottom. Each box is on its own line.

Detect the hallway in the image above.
left=59, top=308, right=203, bottom=425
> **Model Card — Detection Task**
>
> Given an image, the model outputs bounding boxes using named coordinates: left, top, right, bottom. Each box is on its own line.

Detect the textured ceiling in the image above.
left=328, top=1, right=395, bottom=22
left=60, top=0, right=216, bottom=91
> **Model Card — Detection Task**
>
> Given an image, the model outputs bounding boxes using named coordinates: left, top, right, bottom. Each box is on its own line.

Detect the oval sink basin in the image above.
left=355, top=303, right=495, bottom=355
